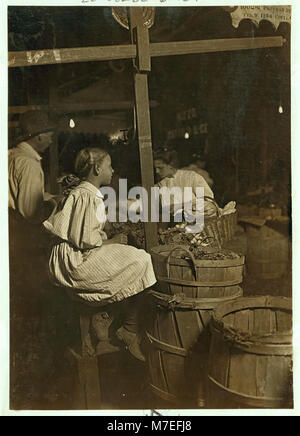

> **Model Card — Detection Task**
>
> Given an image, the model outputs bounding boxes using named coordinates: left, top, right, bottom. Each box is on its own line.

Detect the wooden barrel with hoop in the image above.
left=207, top=296, right=293, bottom=409
left=150, top=245, right=245, bottom=297
left=146, top=287, right=243, bottom=408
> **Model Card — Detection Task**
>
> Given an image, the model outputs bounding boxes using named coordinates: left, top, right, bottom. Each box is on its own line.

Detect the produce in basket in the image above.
left=105, top=196, right=237, bottom=251
left=105, top=221, right=146, bottom=249
left=188, top=246, right=241, bottom=261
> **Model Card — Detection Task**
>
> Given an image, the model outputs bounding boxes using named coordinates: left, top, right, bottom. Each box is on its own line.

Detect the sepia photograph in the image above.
left=2, top=1, right=298, bottom=415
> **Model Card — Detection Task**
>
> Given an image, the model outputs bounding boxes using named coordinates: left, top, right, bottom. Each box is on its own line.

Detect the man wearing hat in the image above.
left=8, top=108, right=60, bottom=283
left=9, top=110, right=57, bottom=223
left=9, top=111, right=61, bottom=405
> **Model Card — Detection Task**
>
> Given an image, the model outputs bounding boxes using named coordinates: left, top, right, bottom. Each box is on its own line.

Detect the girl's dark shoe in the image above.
left=116, top=326, right=146, bottom=362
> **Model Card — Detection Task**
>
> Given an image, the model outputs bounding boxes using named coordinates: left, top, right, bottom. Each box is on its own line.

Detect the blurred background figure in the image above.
left=181, top=152, right=214, bottom=188
left=153, top=148, right=216, bottom=224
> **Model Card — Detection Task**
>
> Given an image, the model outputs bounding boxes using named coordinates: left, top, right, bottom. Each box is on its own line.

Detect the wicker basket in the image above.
left=202, top=197, right=237, bottom=248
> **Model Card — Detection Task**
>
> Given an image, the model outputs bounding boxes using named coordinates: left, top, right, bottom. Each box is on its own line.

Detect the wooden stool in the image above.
left=66, top=292, right=121, bottom=409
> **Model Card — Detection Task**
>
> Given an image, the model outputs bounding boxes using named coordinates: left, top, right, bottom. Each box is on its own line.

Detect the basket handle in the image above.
left=166, top=245, right=199, bottom=281
left=204, top=196, right=222, bottom=218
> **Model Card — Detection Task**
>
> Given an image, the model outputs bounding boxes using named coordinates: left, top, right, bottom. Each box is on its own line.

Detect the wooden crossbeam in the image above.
left=8, top=121, right=19, bottom=128
left=9, top=105, right=44, bottom=114
left=8, top=101, right=159, bottom=114
left=150, top=36, right=285, bottom=57
left=8, top=36, right=284, bottom=68
left=8, top=44, right=136, bottom=68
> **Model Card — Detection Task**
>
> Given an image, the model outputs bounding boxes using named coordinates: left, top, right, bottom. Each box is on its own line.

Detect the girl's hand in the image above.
left=112, top=233, right=128, bottom=245
left=127, top=199, right=142, bottom=213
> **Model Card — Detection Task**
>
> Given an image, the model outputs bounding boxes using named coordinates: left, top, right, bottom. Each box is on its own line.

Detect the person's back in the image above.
left=158, top=168, right=213, bottom=197
left=9, top=142, right=45, bottom=222
left=181, top=153, right=214, bottom=188
left=157, top=168, right=215, bottom=217
left=182, top=163, right=213, bottom=186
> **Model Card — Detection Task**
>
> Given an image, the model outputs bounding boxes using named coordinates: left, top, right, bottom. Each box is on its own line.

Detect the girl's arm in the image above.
left=102, top=233, right=128, bottom=245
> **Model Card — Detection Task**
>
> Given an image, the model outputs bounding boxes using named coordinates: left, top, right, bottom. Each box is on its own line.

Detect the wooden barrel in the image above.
left=245, top=223, right=289, bottom=279
left=207, top=296, right=293, bottom=409
left=150, top=245, right=245, bottom=297
left=146, top=287, right=243, bottom=408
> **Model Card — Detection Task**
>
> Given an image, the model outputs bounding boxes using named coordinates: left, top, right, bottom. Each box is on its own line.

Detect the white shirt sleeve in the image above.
left=192, top=172, right=214, bottom=198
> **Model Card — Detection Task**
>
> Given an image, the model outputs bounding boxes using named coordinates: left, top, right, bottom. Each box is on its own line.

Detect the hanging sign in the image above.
left=167, top=123, right=208, bottom=141
left=226, top=5, right=291, bottom=29
left=176, top=107, right=197, bottom=123
left=167, top=107, right=208, bottom=141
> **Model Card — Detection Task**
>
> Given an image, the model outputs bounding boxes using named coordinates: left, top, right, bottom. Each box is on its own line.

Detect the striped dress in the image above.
left=43, top=181, right=156, bottom=305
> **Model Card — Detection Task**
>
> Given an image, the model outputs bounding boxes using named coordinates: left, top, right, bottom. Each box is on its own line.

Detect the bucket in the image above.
left=208, top=295, right=293, bottom=408
left=150, top=245, right=245, bottom=297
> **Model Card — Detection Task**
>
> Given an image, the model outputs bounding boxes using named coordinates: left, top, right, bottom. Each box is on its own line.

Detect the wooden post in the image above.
left=235, top=142, right=240, bottom=198
left=48, top=87, right=60, bottom=194
left=78, top=310, right=102, bottom=409
left=130, top=8, right=158, bottom=250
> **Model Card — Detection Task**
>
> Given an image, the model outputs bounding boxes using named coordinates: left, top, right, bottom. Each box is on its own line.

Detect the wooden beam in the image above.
left=8, top=36, right=284, bottom=68
left=8, top=101, right=159, bottom=114
left=134, top=75, right=158, bottom=250
left=150, top=36, right=285, bottom=57
left=8, top=121, right=19, bottom=128
left=8, top=44, right=136, bottom=68
left=9, top=105, right=43, bottom=114
left=131, top=8, right=158, bottom=250
left=130, top=8, right=151, bottom=72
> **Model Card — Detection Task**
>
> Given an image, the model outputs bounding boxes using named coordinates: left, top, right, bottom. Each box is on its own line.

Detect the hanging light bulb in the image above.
left=278, top=105, right=284, bottom=114
left=184, top=132, right=190, bottom=139
left=69, top=118, right=75, bottom=128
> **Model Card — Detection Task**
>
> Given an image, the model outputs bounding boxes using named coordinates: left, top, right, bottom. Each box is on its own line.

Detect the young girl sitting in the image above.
left=43, top=147, right=157, bottom=361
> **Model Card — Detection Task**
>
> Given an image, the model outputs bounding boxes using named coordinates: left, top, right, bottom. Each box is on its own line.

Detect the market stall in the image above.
left=8, top=5, right=292, bottom=411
